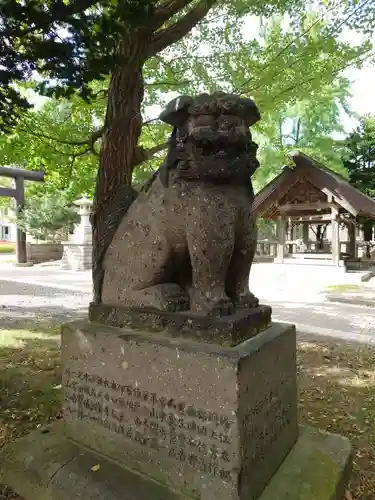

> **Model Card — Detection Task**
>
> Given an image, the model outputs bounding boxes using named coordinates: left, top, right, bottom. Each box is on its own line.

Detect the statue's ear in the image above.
left=239, top=97, right=261, bottom=127
left=159, top=95, right=193, bottom=128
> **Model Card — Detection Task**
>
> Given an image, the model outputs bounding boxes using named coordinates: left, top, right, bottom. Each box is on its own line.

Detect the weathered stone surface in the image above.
left=0, top=423, right=351, bottom=500
left=61, top=320, right=297, bottom=500
left=101, top=92, right=261, bottom=316
left=0, top=422, right=77, bottom=500
left=259, top=426, right=352, bottom=500
left=0, top=422, right=183, bottom=500
left=89, top=302, right=272, bottom=346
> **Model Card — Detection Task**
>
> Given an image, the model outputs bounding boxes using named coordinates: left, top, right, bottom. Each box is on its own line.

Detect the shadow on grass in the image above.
left=0, top=280, right=90, bottom=329
left=297, top=338, right=375, bottom=499
left=0, top=280, right=81, bottom=298
left=265, top=299, right=375, bottom=343
left=0, top=306, right=87, bottom=330
left=0, top=328, right=62, bottom=445
left=0, top=326, right=63, bottom=500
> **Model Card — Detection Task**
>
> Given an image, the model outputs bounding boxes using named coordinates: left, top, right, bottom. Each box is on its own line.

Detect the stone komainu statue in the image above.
left=101, top=92, right=261, bottom=316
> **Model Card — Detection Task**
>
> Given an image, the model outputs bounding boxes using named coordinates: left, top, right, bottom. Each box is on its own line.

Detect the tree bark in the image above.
left=91, top=1, right=218, bottom=304
left=92, top=36, right=147, bottom=303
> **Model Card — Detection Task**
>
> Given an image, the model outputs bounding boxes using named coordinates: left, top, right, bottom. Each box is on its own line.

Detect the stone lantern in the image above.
left=73, top=195, right=93, bottom=244
left=60, top=195, right=93, bottom=271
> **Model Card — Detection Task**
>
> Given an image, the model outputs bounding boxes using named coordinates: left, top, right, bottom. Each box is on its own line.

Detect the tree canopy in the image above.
left=0, top=0, right=307, bottom=131
left=1, top=5, right=372, bottom=196
left=253, top=77, right=352, bottom=190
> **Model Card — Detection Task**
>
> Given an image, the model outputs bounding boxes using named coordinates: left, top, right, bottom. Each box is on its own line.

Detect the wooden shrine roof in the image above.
left=253, top=150, right=375, bottom=220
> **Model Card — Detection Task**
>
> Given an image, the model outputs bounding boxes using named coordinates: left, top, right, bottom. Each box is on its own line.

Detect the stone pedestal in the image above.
left=0, top=317, right=352, bottom=500
left=61, top=320, right=297, bottom=500
left=60, top=243, right=92, bottom=271
left=88, top=302, right=272, bottom=346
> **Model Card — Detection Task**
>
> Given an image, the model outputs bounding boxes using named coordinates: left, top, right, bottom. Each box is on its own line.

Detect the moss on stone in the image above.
left=259, top=427, right=351, bottom=500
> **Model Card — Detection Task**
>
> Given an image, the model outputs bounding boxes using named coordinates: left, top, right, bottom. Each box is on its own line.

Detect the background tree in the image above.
left=15, top=193, right=80, bottom=242
left=0, top=177, right=14, bottom=209
left=341, top=114, right=375, bottom=244
left=0, top=92, right=101, bottom=201
left=0, top=0, right=374, bottom=301
left=342, top=115, right=375, bottom=197
left=253, top=78, right=351, bottom=191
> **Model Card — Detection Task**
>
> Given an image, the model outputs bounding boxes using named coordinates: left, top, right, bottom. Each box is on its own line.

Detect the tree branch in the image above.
left=153, top=0, right=195, bottom=29
left=144, top=141, right=169, bottom=158
left=266, top=51, right=375, bottom=105
left=66, top=146, right=92, bottom=181
left=146, top=79, right=190, bottom=87
left=148, top=0, right=217, bottom=57
left=133, top=141, right=168, bottom=167
left=91, top=88, right=108, bottom=100
left=23, top=122, right=103, bottom=154
left=88, top=127, right=104, bottom=156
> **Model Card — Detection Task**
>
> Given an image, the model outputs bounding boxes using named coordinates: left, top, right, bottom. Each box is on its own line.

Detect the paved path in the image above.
left=0, top=263, right=374, bottom=343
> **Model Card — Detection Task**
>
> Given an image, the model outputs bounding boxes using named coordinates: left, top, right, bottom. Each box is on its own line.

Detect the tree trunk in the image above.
left=314, top=224, right=327, bottom=251
left=363, top=219, right=373, bottom=242
left=92, top=36, right=147, bottom=303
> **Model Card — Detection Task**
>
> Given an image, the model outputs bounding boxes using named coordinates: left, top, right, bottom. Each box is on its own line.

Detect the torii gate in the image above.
left=0, top=166, right=45, bottom=263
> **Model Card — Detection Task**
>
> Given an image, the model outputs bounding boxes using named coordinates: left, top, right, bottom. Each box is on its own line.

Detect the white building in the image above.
left=0, top=207, right=17, bottom=242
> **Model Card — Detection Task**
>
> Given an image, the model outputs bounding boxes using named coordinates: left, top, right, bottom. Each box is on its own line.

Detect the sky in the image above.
left=341, top=63, right=375, bottom=131
left=338, top=21, right=375, bottom=132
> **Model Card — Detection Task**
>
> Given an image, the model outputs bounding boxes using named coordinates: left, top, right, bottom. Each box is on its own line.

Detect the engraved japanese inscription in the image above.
left=64, top=368, right=234, bottom=480
left=63, top=367, right=295, bottom=482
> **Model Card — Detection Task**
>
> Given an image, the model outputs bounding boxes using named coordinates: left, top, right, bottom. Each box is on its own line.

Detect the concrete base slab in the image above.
left=0, top=423, right=352, bottom=500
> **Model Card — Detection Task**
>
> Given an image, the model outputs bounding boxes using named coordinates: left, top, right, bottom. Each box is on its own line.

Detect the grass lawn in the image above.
left=0, top=325, right=61, bottom=500
left=326, top=284, right=365, bottom=293
left=298, top=340, right=375, bottom=499
left=0, top=326, right=375, bottom=499
left=0, top=243, right=16, bottom=255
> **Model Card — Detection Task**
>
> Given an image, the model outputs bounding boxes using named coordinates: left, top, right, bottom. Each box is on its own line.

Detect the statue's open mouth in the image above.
left=193, top=138, right=248, bottom=158
left=192, top=128, right=248, bottom=144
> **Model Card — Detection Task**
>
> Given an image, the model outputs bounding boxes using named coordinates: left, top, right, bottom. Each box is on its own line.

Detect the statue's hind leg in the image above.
left=101, top=205, right=189, bottom=311
left=102, top=255, right=190, bottom=311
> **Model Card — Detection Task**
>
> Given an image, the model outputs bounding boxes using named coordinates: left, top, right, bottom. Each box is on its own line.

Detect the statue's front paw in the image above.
left=190, top=288, right=234, bottom=317
left=233, top=292, right=259, bottom=309
left=122, top=284, right=189, bottom=311
left=147, top=283, right=190, bottom=312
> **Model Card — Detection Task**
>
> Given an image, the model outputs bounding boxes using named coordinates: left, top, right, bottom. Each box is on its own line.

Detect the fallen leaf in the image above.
left=91, top=464, right=100, bottom=472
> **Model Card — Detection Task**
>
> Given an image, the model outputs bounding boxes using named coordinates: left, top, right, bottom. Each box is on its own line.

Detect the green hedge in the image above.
left=0, top=243, right=16, bottom=253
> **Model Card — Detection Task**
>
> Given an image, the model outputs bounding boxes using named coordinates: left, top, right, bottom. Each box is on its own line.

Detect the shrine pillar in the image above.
left=275, top=215, right=286, bottom=263
left=331, top=206, right=340, bottom=266
left=302, top=222, right=309, bottom=246
left=347, top=220, right=356, bottom=257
